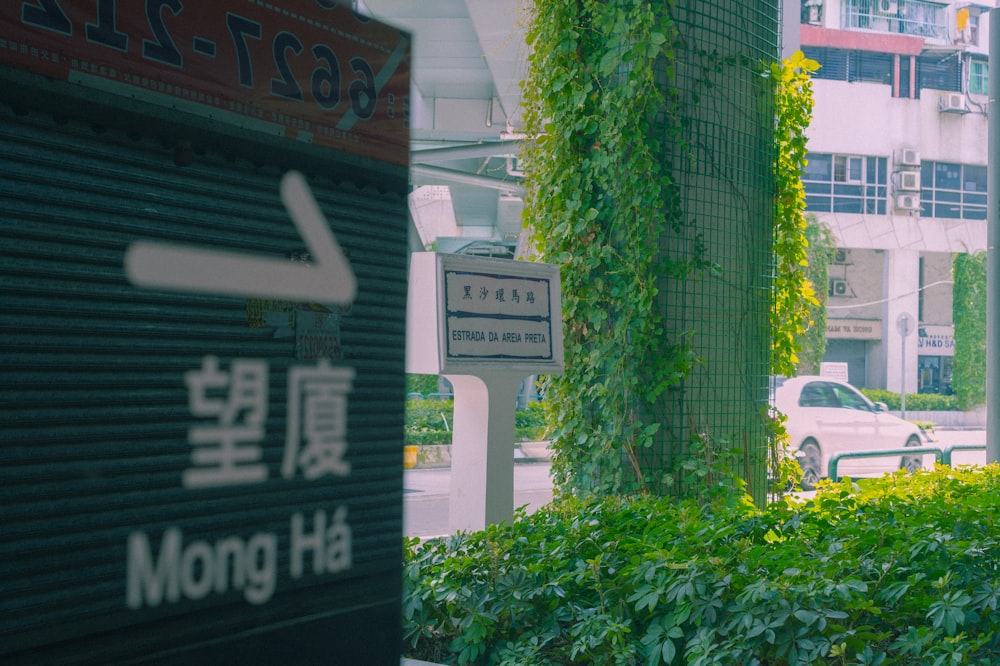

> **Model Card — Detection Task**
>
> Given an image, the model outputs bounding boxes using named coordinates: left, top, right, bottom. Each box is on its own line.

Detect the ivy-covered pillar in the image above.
left=522, top=0, right=789, bottom=506
left=636, top=1, right=780, bottom=504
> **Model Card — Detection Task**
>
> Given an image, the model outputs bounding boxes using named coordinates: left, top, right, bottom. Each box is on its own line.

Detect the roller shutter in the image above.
left=0, top=96, right=408, bottom=663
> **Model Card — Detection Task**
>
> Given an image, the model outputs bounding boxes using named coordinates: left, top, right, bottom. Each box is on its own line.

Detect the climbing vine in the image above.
left=521, top=1, right=818, bottom=499
left=795, top=217, right=836, bottom=375
left=767, top=51, right=822, bottom=494
left=952, top=252, right=986, bottom=409
left=771, top=51, right=821, bottom=378
left=521, top=0, right=685, bottom=497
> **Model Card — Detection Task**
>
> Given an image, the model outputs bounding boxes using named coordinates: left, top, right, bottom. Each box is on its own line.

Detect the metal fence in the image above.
left=829, top=444, right=987, bottom=482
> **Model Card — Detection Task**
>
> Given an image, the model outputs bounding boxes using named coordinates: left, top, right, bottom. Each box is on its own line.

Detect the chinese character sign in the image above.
left=445, top=271, right=550, bottom=318
left=126, top=356, right=356, bottom=612
left=444, top=270, right=554, bottom=361
left=283, top=361, right=354, bottom=480
left=183, top=356, right=269, bottom=488
left=406, top=252, right=564, bottom=376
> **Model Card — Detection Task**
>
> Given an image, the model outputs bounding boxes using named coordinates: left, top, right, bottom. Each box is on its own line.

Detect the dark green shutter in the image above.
left=1, top=98, right=407, bottom=664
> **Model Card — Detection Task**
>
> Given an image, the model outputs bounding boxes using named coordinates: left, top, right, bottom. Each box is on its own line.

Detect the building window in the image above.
left=842, top=0, right=947, bottom=40
left=920, top=162, right=987, bottom=220
left=803, top=47, right=893, bottom=86
left=804, top=153, right=888, bottom=214
left=917, top=53, right=962, bottom=95
left=969, top=59, right=988, bottom=96
left=898, top=55, right=911, bottom=98
left=802, top=0, right=823, bottom=25
left=834, top=155, right=863, bottom=182
left=918, top=356, right=953, bottom=394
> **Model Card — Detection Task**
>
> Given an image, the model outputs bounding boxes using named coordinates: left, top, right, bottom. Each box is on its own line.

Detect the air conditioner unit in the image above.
left=896, top=148, right=920, bottom=167
left=878, top=0, right=899, bottom=15
left=828, top=278, right=849, bottom=298
left=897, top=171, right=920, bottom=192
left=939, top=92, right=968, bottom=113
left=895, top=193, right=922, bottom=212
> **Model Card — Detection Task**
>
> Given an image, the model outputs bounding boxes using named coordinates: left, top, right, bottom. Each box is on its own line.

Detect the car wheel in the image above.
left=798, top=440, right=821, bottom=491
left=900, top=435, right=923, bottom=474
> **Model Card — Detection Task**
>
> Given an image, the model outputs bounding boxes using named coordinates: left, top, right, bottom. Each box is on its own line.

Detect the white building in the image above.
left=799, top=0, right=992, bottom=395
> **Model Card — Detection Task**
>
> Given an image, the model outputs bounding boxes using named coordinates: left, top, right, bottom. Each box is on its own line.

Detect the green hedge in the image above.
left=407, top=373, right=442, bottom=398
left=860, top=389, right=959, bottom=412
left=405, top=400, right=549, bottom=445
left=404, top=466, right=1000, bottom=664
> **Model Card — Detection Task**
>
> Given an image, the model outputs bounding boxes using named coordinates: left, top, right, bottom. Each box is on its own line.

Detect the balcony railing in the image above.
left=842, top=0, right=948, bottom=41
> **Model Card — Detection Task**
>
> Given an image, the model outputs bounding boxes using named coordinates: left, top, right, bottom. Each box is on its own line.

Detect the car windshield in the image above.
left=798, top=382, right=837, bottom=408
left=830, top=383, right=872, bottom=411
left=798, top=381, right=872, bottom=411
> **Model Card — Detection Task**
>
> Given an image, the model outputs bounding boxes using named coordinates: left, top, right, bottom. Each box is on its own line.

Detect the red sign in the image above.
left=0, top=1, right=410, bottom=165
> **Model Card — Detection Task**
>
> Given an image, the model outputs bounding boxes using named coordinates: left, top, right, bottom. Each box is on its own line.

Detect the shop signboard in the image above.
left=917, top=325, right=956, bottom=356
left=826, top=318, right=883, bottom=340
left=1, top=3, right=408, bottom=663
left=0, top=1, right=409, bottom=164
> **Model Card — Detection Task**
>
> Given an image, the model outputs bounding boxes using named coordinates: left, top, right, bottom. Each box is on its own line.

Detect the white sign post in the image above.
left=407, top=252, right=564, bottom=532
left=897, top=312, right=914, bottom=419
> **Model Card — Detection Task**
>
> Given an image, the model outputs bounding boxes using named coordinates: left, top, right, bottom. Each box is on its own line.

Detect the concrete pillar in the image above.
left=883, top=248, right=920, bottom=394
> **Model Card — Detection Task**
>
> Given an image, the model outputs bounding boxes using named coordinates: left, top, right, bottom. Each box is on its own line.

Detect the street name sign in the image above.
left=407, top=252, right=564, bottom=375
left=407, top=252, right=563, bottom=532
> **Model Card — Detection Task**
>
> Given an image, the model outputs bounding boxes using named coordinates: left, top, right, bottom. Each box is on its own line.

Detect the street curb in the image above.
left=408, top=441, right=552, bottom=469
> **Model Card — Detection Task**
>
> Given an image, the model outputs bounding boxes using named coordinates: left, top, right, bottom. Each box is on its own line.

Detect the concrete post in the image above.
left=444, top=373, right=526, bottom=533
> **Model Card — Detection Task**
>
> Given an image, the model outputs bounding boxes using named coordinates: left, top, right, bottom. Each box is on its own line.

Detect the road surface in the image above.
left=403, top=430, right=990, bottom=538
left=404, top=462, right=553, bottom=538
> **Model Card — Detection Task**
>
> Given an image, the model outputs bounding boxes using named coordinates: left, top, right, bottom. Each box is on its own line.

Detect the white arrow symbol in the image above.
left=124, top=171, right=356, bottom=304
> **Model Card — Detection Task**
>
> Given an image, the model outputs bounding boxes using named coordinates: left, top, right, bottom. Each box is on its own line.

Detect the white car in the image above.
left=770, top=375, right=930, bottom=489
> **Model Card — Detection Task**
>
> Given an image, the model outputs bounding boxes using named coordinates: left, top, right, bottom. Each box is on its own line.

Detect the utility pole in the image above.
left=987, top=8, right=1000, bottom=463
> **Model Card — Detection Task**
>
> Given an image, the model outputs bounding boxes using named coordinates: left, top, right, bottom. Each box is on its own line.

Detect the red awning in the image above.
left=801, top=24, right=925, bottom=56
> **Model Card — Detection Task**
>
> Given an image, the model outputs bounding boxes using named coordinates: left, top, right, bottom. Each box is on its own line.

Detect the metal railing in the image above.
left=828, top=444, right=987, bottom=482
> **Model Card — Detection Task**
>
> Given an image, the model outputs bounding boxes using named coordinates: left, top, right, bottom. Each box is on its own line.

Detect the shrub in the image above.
left=407, top=373, right=442, bottom=398
left=404, top=465, right=1000, bottom=664
left=407, top=400, right=454, bottom=430
left=861, top=389, right=959, bottom=412
left=515, top=402, right=550, bottom=442
left=405, top=400, right=550, bottom=445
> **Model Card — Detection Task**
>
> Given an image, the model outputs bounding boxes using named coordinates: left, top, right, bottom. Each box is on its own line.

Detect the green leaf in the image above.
left=599, top=50, right=620, bottom=76
left=662, top=638, right=676, bottom=663
left=793, top=609, right=820, bottom=626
